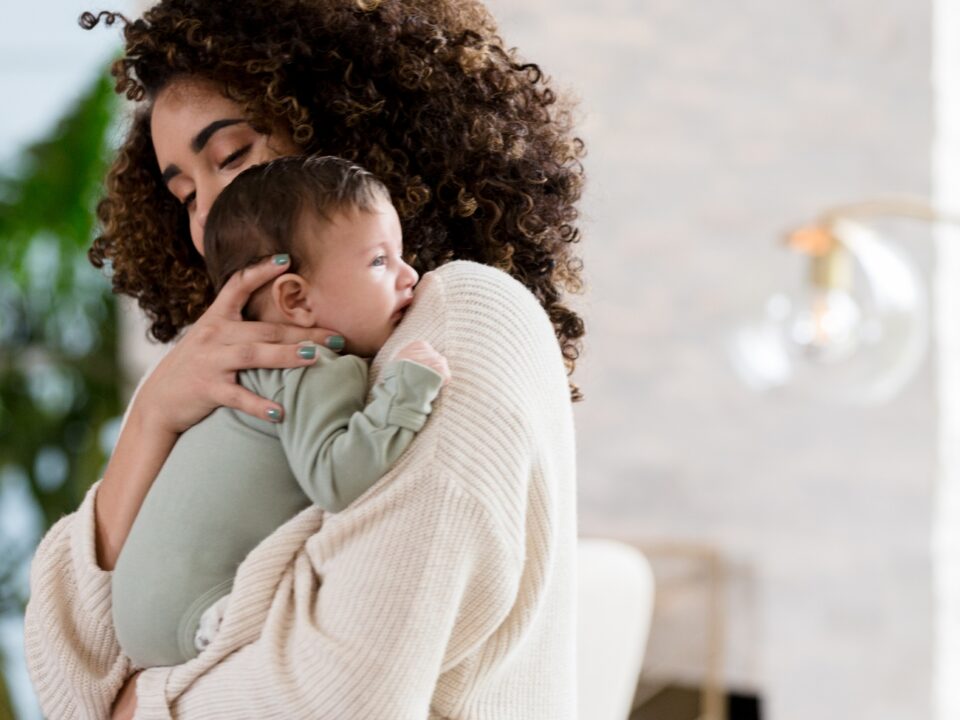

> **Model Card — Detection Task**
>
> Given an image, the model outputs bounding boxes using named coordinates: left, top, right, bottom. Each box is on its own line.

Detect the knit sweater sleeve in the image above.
left=23, top=480, right=132, bottom=719
left=136, top=472, right=520, bottom=720
left=22, top=344, right=176, bottom=719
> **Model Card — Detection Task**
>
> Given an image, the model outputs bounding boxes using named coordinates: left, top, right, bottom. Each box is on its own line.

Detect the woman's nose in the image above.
left=190, top=188, right=216, bottom=256
left=194, top=189, right=213, bottom=230
left=191, top=178, right=228, bottom=250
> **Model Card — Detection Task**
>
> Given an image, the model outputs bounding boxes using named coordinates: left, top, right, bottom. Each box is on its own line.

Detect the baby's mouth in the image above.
left=394, top=297, right=414, bottom=321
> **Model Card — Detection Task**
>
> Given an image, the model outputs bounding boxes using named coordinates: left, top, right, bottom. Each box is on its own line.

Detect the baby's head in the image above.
left=204, top=156, right=419, bottom=357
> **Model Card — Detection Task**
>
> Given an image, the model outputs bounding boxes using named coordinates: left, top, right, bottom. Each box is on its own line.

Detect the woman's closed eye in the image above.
left=219, top=144, right=252, bottom=170
left=177, top=144, right=253, bottom=208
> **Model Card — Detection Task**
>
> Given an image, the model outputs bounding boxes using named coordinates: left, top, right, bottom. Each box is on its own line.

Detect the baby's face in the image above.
left=298, top=200, right=419, bottom=357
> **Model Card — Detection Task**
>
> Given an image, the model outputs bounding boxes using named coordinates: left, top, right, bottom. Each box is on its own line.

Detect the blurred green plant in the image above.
left=0, top=72, right=120, bottom=718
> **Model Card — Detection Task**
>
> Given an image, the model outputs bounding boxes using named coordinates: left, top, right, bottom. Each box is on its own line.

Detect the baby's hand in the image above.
left=396, top=341, right=451, bottom=386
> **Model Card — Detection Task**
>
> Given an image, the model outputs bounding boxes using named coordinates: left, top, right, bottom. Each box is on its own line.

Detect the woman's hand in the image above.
left=111, top=671, right=142, bottom=720
left=94, top=255, right=343, bottom=570
left=137, top=255, right=344, bottom=432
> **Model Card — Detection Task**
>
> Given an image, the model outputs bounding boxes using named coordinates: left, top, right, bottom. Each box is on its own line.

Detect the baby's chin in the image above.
left=350, top=334, right=393, bottom=359
left=357, top=323, right=405, bottom=360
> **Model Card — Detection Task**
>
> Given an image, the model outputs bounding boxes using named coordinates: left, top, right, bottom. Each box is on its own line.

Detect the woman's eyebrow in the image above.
left=191, top=118, right=244, bottom=153
left=161, top=164, right=182, bottom=186
left=161, top=118, right=246, bottom=186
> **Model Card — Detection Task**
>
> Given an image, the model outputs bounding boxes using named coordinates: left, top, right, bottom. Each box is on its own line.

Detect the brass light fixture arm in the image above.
left=784, top=197, right=960, bottom=293
left=814, top=197, right=960, bottom=228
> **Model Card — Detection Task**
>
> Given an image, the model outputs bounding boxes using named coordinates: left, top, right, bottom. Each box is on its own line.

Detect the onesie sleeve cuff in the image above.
left=380, top=359, right=444, bottom=431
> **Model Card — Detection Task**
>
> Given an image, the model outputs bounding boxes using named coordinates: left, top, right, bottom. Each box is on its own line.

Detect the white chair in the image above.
left=577, top=538, right=656, bottom=720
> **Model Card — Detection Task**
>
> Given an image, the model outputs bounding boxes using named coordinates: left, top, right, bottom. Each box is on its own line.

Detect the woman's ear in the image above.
left=271, top=274, right=316, bottom=327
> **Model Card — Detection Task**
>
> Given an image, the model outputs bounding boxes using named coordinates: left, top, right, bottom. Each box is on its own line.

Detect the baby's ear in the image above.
left=271, top=274, right=315, bottom=327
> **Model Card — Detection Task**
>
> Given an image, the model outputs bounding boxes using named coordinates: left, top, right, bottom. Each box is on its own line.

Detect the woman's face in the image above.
left=150, top=77, right=299, bottom=255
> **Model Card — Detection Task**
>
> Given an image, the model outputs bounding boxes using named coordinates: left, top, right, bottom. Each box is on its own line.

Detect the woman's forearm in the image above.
left=95, top=401, right=179, bottom=570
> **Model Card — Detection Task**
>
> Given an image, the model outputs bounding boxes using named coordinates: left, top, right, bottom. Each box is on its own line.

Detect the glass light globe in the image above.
left=728, top=219, right=927, bottom=405
left=789, top=287, right=863, bottom=363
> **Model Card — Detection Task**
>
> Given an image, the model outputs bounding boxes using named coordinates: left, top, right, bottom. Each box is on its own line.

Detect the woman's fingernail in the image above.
left=266, top=407, right=283, bottom=422
left=297, top=344, right=317, bottom=360
left=326, top=335, right=345, bottom=351
left=273, top=254, right=290, bottom=265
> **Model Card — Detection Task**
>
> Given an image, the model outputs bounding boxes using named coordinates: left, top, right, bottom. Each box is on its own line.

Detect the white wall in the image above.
left=486, top=1, right=935, bottom=718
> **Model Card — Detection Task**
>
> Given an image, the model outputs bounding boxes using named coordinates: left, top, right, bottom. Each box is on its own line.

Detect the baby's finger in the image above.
left=212, top=255, right=292, bottom=318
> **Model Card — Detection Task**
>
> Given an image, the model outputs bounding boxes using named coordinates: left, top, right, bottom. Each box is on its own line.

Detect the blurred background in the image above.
left=2, top=1, right=958, bottom=719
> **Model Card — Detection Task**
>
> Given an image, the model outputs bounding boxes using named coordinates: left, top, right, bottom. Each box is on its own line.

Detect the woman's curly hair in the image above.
left=82, top=0, right=586, bottom=398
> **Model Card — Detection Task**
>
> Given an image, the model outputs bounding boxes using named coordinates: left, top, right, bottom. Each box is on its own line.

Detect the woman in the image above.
left=24, top=0, right=584, bottom=717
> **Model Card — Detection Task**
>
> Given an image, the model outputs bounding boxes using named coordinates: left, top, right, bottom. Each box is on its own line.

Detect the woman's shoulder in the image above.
left=378, top=260, right=563, bottom=383
left=400, top=262, right=574, bottom=532
left=418, top=260, right=539, bottom=307
left=398, top=259, right=570, bottom=433
left=415, top=260, right=556, bottom=344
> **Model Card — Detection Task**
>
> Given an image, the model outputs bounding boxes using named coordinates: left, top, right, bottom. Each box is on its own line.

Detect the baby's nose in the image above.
left=403, top=262, right=419, bottom=287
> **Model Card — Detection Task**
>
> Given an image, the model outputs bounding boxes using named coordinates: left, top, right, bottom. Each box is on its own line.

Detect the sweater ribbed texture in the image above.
left=24, top=261, right=577, bottom=719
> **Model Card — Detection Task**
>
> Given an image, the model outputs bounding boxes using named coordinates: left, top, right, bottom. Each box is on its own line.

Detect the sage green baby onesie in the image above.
left=111, top=349, right=442, bottom=668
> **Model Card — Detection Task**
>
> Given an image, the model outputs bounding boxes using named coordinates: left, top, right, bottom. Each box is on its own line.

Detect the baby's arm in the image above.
left=277, top=342, right=447, bottom=512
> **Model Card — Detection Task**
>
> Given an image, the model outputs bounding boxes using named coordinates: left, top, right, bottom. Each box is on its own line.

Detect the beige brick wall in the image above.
left=483, top=1, right=935, bottom=718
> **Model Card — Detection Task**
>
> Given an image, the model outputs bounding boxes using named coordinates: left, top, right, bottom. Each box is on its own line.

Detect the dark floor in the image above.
left=630, top=685, right=763, bottom=720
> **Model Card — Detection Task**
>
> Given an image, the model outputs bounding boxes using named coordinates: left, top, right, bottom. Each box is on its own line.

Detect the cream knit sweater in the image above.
left=24, top=261, right=578, bottom=720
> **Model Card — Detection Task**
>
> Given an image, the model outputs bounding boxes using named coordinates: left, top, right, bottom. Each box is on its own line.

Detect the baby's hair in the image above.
left=204, top=155, right=389, bottom=294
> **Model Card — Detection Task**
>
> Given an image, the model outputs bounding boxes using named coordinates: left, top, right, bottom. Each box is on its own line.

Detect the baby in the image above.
left=111, top=155, right=449, bottom=668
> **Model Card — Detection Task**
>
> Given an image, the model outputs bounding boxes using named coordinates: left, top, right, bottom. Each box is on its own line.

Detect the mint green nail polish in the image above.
left=326, top=335, right=345, bottom=351
left=297, top=345, right=317, bottom=360
left=266, top=407, right=282, bottom=422
left=273, top=254, right=290, bottom=265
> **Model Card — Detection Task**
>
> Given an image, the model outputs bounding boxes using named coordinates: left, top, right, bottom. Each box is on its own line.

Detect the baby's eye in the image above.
left=371, top=255, right=387, bottom=267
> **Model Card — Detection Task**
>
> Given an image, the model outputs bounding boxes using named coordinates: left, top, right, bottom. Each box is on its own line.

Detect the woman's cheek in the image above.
left=191, top=217, right=206, bottom=257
